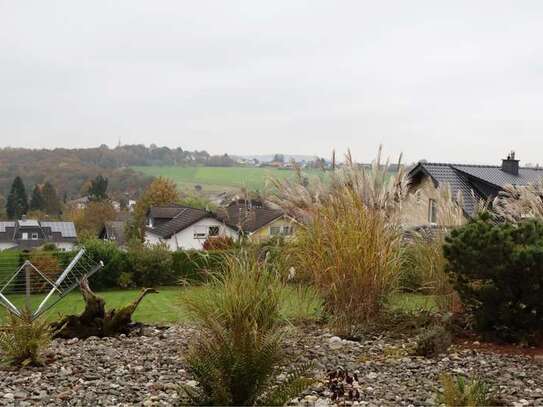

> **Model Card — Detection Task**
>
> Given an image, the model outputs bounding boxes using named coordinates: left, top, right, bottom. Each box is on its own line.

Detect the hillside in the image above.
left=132, top=166, right=325, bottom=193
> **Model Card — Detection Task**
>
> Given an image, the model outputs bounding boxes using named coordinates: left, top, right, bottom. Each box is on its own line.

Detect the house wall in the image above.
left=404, top=175, right=468, bottom=227
left=54, top=242, right=76, bottom=251
left=250, top=216, right=295, bottom=241
left=145, top=217, right=238, bottom=251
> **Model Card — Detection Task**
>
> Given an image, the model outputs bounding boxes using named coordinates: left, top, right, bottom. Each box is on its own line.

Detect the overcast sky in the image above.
left=1, top=1, right=543, bottom=164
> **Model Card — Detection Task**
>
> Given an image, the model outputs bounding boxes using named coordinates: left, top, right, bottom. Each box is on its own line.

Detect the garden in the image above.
left=2, top=154, right=543, bottom=406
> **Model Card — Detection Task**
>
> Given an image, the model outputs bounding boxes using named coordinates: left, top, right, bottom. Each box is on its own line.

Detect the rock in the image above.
left=3, top=393, right=14, bottom=401
left=328, top=336, right=343, bottom=350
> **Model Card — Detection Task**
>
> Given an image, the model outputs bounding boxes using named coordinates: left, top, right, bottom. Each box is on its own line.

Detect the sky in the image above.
left=1, top=1, right=543, bottom=164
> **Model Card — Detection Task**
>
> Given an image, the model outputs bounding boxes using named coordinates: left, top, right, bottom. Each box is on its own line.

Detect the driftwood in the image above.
left=51, top=278, right=158, bottom=339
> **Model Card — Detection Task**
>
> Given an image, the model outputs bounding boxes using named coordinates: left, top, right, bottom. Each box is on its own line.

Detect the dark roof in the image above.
left=0, top=220, right=77, bottom=249
left=409, top=162, right=543, bottom=215
left=146, top=205, right=233, bottom=238
left=225, top=202, right=284, bottom=233
left=148, top=204, right=186, bottom=219
left=101, top=221, right=128, bottom=246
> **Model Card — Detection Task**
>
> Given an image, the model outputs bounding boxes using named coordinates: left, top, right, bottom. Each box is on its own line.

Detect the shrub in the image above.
left=172, top=250, right=232, bottom=284
left=444, top=214, right=543, bottom=343
left=181, top=251, right=312, bottom=406
left=82, top=239, right=129, bottom=290
left=289, top=189, right=403, bottom=337
left=414, top=325, right=452, bottom=358
left=402, top=233, right=456, bottom=312
left=438, top=374, right=497, bottom=406
left=202, top=235, right=235, bottom=251
left=0, top=310, right=52, bottom=367
left=127, top=241, right=174, bottom=286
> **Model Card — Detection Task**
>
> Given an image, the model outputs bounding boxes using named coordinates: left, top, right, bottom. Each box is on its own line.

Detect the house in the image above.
left=99, top=212, right=131, bottom=248
left=225, top=199, right=295, bottom=241
left=144, top=204, right=238, bottom=251
left=68, top=196, right=90, bottom=210
left=408, top=152, right=543, bottom=224
left=0, top=219, right=77, bottom=251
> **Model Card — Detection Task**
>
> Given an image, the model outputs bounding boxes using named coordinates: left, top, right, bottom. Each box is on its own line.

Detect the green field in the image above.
left=0, top=285, right=323, bottom=325
left=132, top=166, right=323, bottom=193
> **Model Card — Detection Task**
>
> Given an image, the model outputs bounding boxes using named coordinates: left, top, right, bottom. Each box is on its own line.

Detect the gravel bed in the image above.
left=1, top=325, right=542, bottom=406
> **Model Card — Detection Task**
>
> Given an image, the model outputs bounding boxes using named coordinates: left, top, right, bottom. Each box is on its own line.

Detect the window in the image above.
left=31, top=233, right=38, bottom=240
left=428, top=199, right=437, bottom=224
left=281, top=226, right=293, bottom=236
left=208, top=226, right=220, bottom=237
left=193, top=225, right=208, bottom=239
left=21, top=232, right=28, bottom=240
left=270, top=226, right=280, bottom=236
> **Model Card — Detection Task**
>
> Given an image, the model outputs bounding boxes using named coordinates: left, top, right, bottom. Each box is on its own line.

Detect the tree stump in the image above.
left=51, top=278, right=158, bottom=339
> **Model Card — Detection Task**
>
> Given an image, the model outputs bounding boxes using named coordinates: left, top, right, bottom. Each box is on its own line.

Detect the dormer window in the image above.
left=31, top=233, right=38, bottom=240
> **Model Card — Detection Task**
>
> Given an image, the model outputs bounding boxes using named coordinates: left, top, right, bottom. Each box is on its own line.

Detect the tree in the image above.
left=30, top=185, right=45, bottom=211
left=130, top=177, right=179, bottom=239
left=6, top=176, right=28, bottom=219
left=88, top=175, right=109, bottom=201
left=272, top=154, right=285, bottom=163
left=42, top=182, right=62, bottom=215
left=66, top=201, right=117, bottom=237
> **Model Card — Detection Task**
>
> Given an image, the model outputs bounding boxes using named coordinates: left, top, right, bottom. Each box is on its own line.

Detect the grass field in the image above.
left=0, top=286, right=435, bottom=325
left=0, top=285, right=323, bottom=325
left=131, top=166, right=324, bottom=193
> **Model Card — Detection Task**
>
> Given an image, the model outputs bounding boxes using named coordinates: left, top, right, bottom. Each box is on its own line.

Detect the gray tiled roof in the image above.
left=452, top=165, right=543, bottom=188
left=409, top=162, right=543, bottom=216
left=413, top=163, right=482, bottom=215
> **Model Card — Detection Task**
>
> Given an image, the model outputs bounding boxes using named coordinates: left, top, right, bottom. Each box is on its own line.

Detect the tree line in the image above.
left=0, top=144, right=236, bottom=205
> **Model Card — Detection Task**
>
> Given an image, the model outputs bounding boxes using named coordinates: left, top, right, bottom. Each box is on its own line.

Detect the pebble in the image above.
left=0, top=324, right=541, bottom=406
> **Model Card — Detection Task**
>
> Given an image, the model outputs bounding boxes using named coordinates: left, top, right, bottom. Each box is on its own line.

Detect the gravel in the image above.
left=1, top=324, right=542, bottom=406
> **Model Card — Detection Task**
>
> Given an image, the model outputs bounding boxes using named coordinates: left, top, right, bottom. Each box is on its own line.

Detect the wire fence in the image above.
left=0, top=249, right=103, bottom=320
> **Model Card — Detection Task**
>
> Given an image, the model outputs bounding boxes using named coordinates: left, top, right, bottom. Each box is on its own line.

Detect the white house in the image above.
left=144, top=204, right=238, bottom=251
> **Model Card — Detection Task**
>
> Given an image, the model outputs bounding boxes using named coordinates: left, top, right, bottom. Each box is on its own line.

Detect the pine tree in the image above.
left=42, top=182, right=62, bottom=215
left=6, top=176, right=28, bottom=219
left=30, top=185, right=45, bottom=211
left=88, top=175, right=108, bottom=201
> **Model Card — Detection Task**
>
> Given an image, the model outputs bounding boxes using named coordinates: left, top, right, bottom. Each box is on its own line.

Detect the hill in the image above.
left=131, top=166, right=324, bottom=194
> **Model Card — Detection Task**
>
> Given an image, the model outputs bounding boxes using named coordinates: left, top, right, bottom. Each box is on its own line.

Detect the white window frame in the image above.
left=21, top=232, right=28, bottom=240
left=208, top=226, right=220, bottom=237
left=31, top=232, right=39, bottom=240
left=270, top=226, right=281, bottom=236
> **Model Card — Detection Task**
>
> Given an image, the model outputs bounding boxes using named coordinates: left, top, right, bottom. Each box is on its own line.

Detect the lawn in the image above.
left=131, top=166, right=324, bottom=193
left=0, top=285, right=323, bottom=325
left=0, top=286, right=435, bottom=325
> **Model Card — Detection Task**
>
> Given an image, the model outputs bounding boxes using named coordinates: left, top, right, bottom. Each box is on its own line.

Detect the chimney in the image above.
left=502, top=151, right=519, bottom=176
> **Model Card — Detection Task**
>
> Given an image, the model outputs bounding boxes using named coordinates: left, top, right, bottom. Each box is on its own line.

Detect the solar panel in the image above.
left=41, top=222, right=77, bottom=238
left=0, top=222, right=15, bottom=232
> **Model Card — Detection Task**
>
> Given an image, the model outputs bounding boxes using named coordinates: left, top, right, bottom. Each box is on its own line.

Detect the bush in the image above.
left=202, top=235, right=235, bottom=251
left=444, top=215, right=543, bottom=343
left=127, top=241, right=174, bottom=286
left=438, top=374, right=498, bottom=406
left=289, top=189, right=403, bottom=337
left=181, top=251, right=312, bottom=406
left=414, top=325, right=452, bottom=358
left=172, top=250, right=232, bottom=284
left=0, top=309, right=52, bottom=367
left=82, top=239, right=129, bottom=290
left=401, top=233, right=456, bottom=312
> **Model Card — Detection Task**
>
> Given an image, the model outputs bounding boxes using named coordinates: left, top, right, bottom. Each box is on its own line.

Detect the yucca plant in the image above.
left=0, top=308, right=52, bottom=367
left=181, top=251, right=313, bottom=406
left=438, top=374, right=496, bottom=407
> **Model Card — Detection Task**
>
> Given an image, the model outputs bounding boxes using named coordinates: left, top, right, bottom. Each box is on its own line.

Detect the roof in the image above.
left=0, top=219, right=77, bottom=249
left=102, top=221, right=128, bottom=246
left=225, top=202, right=284, bottom=233
left=41, top=222, right=77, bottom=238
left=146, top=205, right=221, bottom=238
left=409, top=161, right=543, bottom=215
